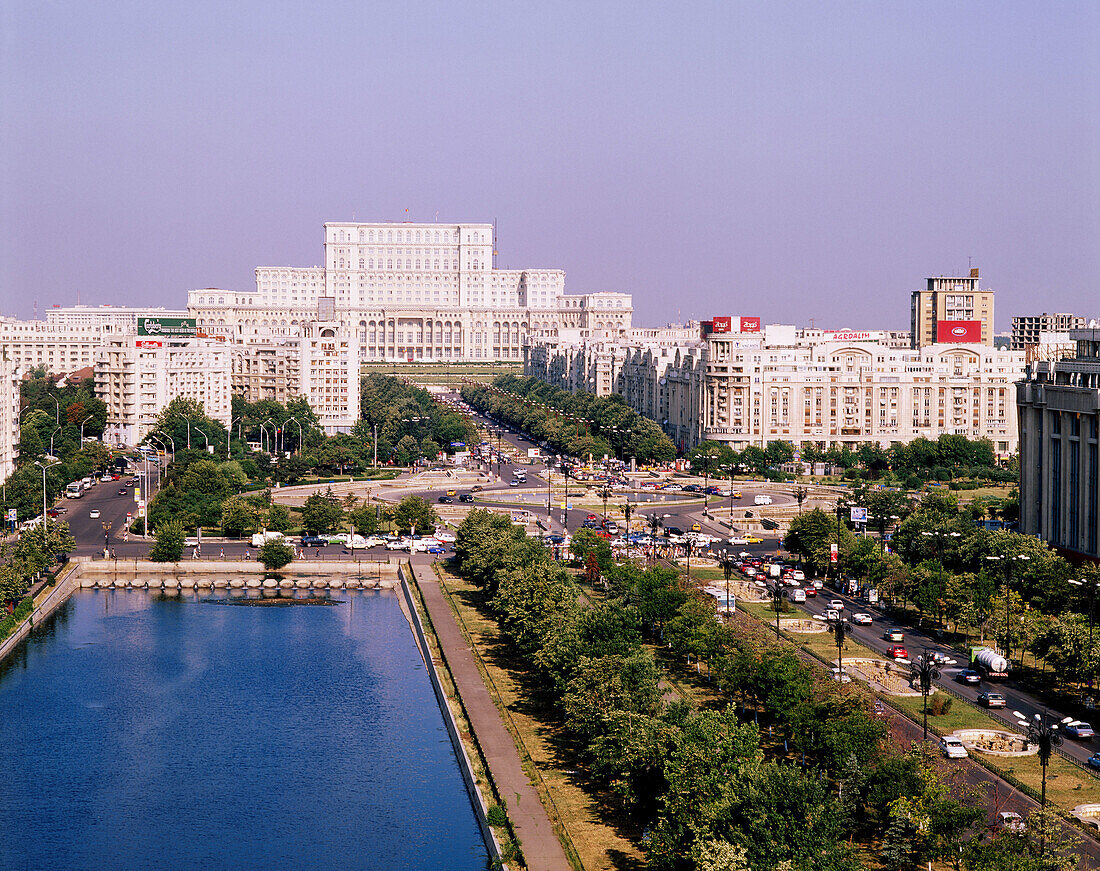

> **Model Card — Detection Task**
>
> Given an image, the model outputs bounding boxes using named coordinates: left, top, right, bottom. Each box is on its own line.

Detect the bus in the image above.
left=65, top=482, right=84, bottom=499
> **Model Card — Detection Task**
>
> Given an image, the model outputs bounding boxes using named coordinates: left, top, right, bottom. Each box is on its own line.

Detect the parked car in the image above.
left=1086, top=752, right=1100, bottom=770
left=425, top=543, right=446, bottom=554
left=956, top=669, right=982, bottom=685
left=1064, top=721, right=1095, bottom=740
left=300, top=535, right=328, bottom=548
left=977, top=692, right=1007, bottom=708
left=887, top=645, right=908, bottom=660
left=851, top=613, right=873, bottom=625
left=883, top=629, right=904, bottom=642
left=940, top=736, right=969, bottom=759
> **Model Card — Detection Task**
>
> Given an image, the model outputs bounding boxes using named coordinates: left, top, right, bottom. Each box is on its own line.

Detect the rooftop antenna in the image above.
left=493, top=218, right=498, bottom=268
left=434, top=210, right=439, bottom=223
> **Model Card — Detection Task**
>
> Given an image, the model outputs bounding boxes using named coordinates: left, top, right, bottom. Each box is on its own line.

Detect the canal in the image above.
left=0, top=588, right=489, bottom=870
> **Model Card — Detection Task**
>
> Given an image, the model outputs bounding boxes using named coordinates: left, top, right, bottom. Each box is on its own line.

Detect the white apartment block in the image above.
left=0, top=354, right=20, bottom=482
left=299, top=318, right=360, bottom=434
left=527, top=326, right=1025, bottom=456
left=0, top=305, right=190, bottom=376
left=187, top=221, right=632, bottom=363
left=95, top=336, right=232, bottom=446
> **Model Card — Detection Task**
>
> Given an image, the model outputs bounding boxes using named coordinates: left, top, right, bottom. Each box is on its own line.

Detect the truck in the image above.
left=250, top=530, right=286, bottom=548
left=970, top=646, right=1010, bottom=679
left=754, top=494, right=772, bottom=505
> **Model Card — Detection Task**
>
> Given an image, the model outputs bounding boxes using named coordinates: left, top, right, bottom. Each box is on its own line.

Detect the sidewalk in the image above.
left=410, top=558, right=571, bottom=871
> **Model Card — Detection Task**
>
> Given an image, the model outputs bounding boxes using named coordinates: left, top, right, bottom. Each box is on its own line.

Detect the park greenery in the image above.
left=0, top=519, right=75, bottom=608
left=460, top=375, right=676, bottom=463
left=452, top=509, right=1078, bottom=870
left=258, top=538, right=294, bottom=570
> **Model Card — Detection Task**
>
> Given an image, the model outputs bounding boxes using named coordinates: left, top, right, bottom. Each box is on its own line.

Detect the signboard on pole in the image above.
left=138, top=317, right=197, bottom=338
left=830, top=543, right=838, bottom=563
left=850, top=506, right=867, bottom=523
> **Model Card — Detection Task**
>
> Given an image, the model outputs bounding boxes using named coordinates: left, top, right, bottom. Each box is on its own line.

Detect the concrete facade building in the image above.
left=528, top=326, right=1025, bottom=455
left=1016, top=329, right=1100, bottom=560
left=95, top=336, right=232, bottom=447
left=910, top=269, right=995, bottom=348
left=1011, top=313, right=1088, bottom=350
left=187, top=221, right=632, bottom=363
left=0, top=354, right=19, bottom=482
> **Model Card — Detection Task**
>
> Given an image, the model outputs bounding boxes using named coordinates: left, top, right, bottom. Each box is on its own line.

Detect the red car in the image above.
left=586, top=513, right=597, bottom=522
left=803, top=586, right=817, bottom=597
left=888, top=646, right=908, bottom=660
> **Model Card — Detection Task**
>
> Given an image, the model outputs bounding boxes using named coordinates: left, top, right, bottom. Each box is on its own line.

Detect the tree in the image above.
left=258, top=538, right=294, bottom=570
left=266, top=503, right=292, bottom=532
left=300, top=488, right=344, bottom=534
left=149, top=520, right=185, bottom=562
left=220, top=495, right=263, bottom=538
left=392, top=495, right=437, bottom=535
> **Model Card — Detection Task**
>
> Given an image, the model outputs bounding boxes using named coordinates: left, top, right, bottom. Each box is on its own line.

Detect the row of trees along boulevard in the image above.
left=451, top=508, right=1081, bottom=870
left=460, top=374, right=676, bottom=464
left=785, top=488, right=1100, bottom=706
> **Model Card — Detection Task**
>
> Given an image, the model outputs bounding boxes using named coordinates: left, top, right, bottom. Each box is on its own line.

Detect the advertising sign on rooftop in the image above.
left=738, top=316, right=761, bottom=332
left=711, top=316, right=732, bottom=333
left=138, top=317, right=196, bottom=337
left=936, top=320, right=981, bottom=343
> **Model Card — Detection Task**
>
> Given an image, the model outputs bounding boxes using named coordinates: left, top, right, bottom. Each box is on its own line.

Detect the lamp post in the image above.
left=720, top=554, right=734, bottom=622
left=771, top=581, right=785, bottom=638
left=80, top=414, right=94, bottom=443
left=48, top=425, right=61, bottom=458
left=695, top=447, right=721, bottom=518
left=985, top=553, right=1030, bottom=662
left=911, top=648, right=954, bottom=740
left=229, top=416, right=244, bottom=459
left=1014, top=709, right=1069, bottom=855
left=833, top=497, right=848, bottom=585
left=34, top=458, right=61, bottom=522
left=101, top=520, right=113, bottom=558
left=829, top=615, right=853, bottom=687
left=285, top=416, right=303, bottom=455
left=193, top=427, right=209, bottom=451
left=647, top=513, right=663, bottom=564
left=49, top=395, right=59, bottom=425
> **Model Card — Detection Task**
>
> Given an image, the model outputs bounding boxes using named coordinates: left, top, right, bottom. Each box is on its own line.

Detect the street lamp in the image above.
left=770, top=581, right=785, bottom=638
left=229, top=416, right=244, bottom=458
left=33, top=458, right=61, bottom=522
left=985, top=553, right=1030, bottom=662
left=1014, top=709, right=1070, bottom=854
left=830, top=615, right=853, bottom=687
left=285, top=416, right=304, bottom=455
left=48, top=425, right=61, bottom=458
left=193, top=427, right=209, bottom=451
left=80, top=414, right=94, bottom=443
left=721, top=555, right=735, bottom=621
left=910, top=649, right=954, bottom=740
left=101, top=520, right=113, bottom=558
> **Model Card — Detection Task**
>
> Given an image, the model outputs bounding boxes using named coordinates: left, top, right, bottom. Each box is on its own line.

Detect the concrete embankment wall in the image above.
left=73, top=557, right=401, bottom=589
left=0, top=562, right=82, bottom=663
left=398, top=564, right=505, bottom=867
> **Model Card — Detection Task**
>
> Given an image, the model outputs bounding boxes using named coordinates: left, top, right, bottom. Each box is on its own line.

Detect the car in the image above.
left=89, top=509, right=101, bottom=518
left=811, top=579, right=823, bottom=589
left=883, top=629, right=904, bottom=642
left=434, top=531, right=457, bottom=543
left=956, top=669, right=982, bottom=685
left=744, top=535, right=763, bottom=544
left=792, top=570, right=805, bottom=582
left=683, top=484, right=702, bottom=493
left=459, top=494, right=474, bottom=503
left=887, top=645, right=908, bottom=660
left=325, top=533, right=350, bottom=545
left=1086, top=752, right=1100, bottom=771
left=127, top=478, right=138, bottom=486
left=803, top=586, right=817, bottom=597
left=1064, top=721, right=1095, bottom=740
left=509, top=480, right=519, bottom=487
left=690, top=522, right=701, bottom=532
left=940, top=736, right=969, bottom=759
left=662, top=483, right=683, bottom=491
left=731, top=491, right=743, bottom=499
left=831, top=668, right=852, bottom=683
left=997, top=811, right=1025, bottom=832
left=828, top=599, right=844, bottom=611
left=977, top=692, right=1007, bottom=708
left=438, top=495, right=454, bottom=503
left=426, top=544, right=446, bottom=554
left=586, top=513, right=598, bottom=522
left=118, top=487, right=128, bottom=495
left=47, top=506, right=67, bottom=517
left=300, top=535, right=328, bottom=548
left=385, top=539, right=409, bottom=550
left=851, top=613, right=873, bottom=625
left=824, top=609, right=840, bottom=622
left=728, top=536, right=749, bottom=546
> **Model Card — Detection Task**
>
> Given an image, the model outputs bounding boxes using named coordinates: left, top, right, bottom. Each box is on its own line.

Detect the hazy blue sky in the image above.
left=2, top=1, right=1096, bottom=330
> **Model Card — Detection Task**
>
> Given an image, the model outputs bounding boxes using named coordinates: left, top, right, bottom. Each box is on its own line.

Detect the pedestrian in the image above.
left=110, top=548, right=116, bottom=560
left=245, top=548, right=250, bottom=560
left=219, top=548, right=224, bottom=560
left=191, top=546, right=197, bottom=560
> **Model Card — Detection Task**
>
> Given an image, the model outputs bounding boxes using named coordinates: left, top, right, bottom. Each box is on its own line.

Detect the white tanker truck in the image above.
left=970, top=646, right=1010, bottom=679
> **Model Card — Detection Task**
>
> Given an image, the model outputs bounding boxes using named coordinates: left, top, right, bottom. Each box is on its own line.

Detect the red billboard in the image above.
left=135, top=340, right=162, bottom=349
left=711, top=316, right=732, bottom=333
left=936, top=320, right=982, bottom=342
left=739, top=316, right=761, bottom=333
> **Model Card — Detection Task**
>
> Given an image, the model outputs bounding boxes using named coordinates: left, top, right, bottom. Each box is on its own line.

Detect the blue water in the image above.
left=0, top=589, right=489, bottom=871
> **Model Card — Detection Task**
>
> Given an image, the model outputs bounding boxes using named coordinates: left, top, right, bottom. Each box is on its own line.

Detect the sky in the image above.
left=1, top=1, right=1097, bottom=331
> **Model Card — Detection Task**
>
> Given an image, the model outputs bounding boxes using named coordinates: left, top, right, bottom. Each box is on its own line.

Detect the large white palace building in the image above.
left=187, top=221, right=632, bottom=363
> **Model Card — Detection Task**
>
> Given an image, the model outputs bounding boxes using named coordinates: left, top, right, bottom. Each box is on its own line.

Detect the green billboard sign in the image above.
left=137, top=316, right=196, bottom=337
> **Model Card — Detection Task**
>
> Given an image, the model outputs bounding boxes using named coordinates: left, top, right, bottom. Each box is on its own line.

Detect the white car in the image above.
left=385, top=538, right=409, bottom=551
left=812, top=579, right=823, bottom=589
left=89, top=509, right=101, bottom=518
left=433, top=531, right=457, bottom=543
left=831, top=668, right=852, bottom=683
left=792, top=570, right=805, bottom=581
left=851, top=613, right=873, bottom=625
left=828, top=599, right=844, bottom=611
left=824, top=609, right=840, bottom=622
left=729, top=536, right=749, bottom=545
left=940, top=736, right=969, bottom=759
